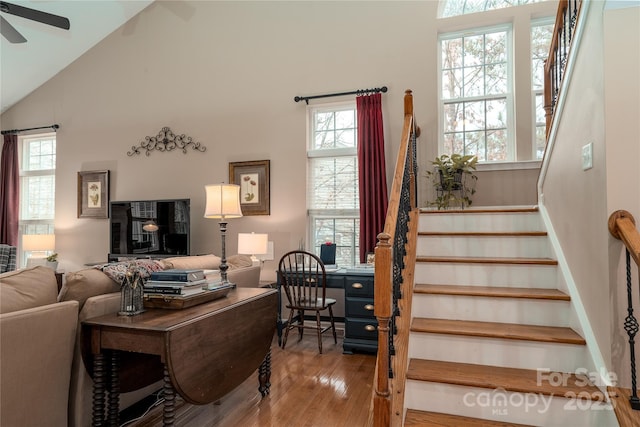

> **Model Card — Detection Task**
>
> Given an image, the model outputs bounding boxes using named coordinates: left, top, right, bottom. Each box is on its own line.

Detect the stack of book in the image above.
left=144, top=269, right=207, bottom=297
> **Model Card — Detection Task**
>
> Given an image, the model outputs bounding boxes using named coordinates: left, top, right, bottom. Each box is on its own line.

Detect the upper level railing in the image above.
left=544, top=0, right=583, bottom=139
left=370, top=90, right=418, bottom=426
left=608, top=210, right=640, bottom=410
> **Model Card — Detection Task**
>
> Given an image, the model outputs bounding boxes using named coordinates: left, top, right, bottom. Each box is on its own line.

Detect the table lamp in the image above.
left=204, top=183, right=243, bottom=287
left=23, top=234, right=55, bottom=268
left=238, top=232, right=268, bottom=267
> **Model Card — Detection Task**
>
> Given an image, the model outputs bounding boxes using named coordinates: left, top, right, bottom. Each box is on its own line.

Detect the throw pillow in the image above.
left=58, top=268, right=120, bottom=310
left=0, top=266, right=58, bottom=314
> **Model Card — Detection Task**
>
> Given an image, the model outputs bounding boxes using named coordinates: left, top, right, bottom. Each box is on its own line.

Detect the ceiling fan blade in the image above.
left=0, top=15, right=26, bottom=43
left=0, top=1, right=70, bottom=30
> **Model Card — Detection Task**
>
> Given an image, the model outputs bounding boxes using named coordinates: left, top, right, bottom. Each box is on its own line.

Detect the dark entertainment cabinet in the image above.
left=277, top=268, right=377, bottom=354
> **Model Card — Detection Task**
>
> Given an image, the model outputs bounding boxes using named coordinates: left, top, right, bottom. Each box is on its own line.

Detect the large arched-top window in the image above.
left=440, top=0, right=548, bottom=18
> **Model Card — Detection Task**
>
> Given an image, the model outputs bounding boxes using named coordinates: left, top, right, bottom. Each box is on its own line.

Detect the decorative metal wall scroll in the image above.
left=127, top=127, right=206, bottom=156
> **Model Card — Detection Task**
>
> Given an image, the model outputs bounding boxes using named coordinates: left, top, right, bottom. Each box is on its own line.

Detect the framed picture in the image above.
left=229, top=160, right=270, bottom=216
left=77, top=170, right=110, bottom=218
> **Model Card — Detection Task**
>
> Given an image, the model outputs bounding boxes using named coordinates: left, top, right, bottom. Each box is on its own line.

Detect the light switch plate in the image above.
left=582, top=143, right=593, bottom=170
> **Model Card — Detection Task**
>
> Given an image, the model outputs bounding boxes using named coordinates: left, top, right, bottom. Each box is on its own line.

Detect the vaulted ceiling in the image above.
left=0, top=0, right=153, bottom=113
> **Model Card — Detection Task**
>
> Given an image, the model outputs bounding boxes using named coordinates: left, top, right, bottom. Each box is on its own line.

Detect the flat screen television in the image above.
left=109, top=199, right=190, bottom=261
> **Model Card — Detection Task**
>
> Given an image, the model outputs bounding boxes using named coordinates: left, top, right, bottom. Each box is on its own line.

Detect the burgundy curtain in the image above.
left=357, top=93, right=388, bottom=263
left=0, top=134, right=20, bottom=245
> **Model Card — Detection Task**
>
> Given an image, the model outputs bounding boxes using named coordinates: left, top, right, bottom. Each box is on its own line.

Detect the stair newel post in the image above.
left=373, top=232, right=392, bottom=427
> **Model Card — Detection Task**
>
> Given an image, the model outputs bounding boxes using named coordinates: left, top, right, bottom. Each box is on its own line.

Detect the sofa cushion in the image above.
left=59, top=259, right=164, bottom=310
left=58, top=268, right=120, bottom=310
left=162, top=254, right=222, bottom=270
left=0, top=266, right=58, bottom=314
left=227, top=254, right=253, bottom=269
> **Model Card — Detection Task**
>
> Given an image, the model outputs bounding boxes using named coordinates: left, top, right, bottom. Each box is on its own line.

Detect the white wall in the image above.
left=0, top=1, right=556, bottom=279
left=604, top=4, right=640, bottom=389
left=541, top=1, right=640, bottom=387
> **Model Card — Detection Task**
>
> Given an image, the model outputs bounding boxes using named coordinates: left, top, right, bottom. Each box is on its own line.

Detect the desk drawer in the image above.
left=345, top=296, right=375, bottom=318
left=345, top=277, right=374, bottom=297
left=325, top=275, right=345, bottom=289
left=345, top=317, right=378, bottom=340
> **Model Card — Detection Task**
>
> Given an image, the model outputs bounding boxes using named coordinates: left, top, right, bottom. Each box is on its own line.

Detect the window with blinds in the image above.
left=307, top=102, right=360, bottom=266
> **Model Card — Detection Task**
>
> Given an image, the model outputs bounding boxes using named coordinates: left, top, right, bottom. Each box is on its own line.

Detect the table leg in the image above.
left=163, top=365, right=176, bottom=426
left=258, top=348, right=272, bottom=396
left=92, top=352, right=106, bottom=426
left=107, top=351, right=120, bottom=426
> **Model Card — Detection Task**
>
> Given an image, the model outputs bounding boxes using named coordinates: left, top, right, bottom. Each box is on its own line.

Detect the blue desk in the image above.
left=277, top=267, right=377, bottom=354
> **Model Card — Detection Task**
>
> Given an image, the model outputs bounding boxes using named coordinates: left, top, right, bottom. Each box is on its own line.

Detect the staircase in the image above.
left=402, top=207, right=618, bottom=426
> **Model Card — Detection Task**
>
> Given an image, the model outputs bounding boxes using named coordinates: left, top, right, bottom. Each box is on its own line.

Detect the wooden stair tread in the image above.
left=404, top=409, right=534, bottom=427
left=407, top=359, right=603, bottom=398
left=417, top=256, right=558, bottom=265
left=419, top=231, right=548, bottom=237
left=607, top=386, right=640, bottom=427
left=420, top=207, right=539, bottom=214
left=411, top=318, right=586, bottom=345
left=415, top=284, right=570, bottom=301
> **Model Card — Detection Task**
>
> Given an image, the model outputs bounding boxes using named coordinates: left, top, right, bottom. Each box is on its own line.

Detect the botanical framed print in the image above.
left=229, top=160, right=270, bottom=216
left=77, top=170, right=110, bottom=218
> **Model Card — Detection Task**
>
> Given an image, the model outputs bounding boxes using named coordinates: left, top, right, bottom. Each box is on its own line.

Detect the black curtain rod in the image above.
left=1, top=124, right=59, bottom=135
left=294, top=86, right=388, bottom=104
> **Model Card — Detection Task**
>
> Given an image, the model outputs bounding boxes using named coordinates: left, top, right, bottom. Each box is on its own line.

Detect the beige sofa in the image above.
left=0, top=255, right=260, bottom=427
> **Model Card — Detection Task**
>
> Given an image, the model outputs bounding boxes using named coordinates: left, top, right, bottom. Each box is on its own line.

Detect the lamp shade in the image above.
left=238, top=233, right=268, bottom=256
left=22, top=234, right=55, bottom=252
left=142, top=220, right=159, bottom=232
left=204, top=184, right=243, bottom=219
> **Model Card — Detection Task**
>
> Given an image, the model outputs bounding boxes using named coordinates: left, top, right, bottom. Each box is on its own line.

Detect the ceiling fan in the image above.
left=0, top=1, right=70, bottom=43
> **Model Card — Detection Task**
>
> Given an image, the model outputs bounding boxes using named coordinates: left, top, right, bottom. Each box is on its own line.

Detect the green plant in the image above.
left=426, top=154, right=478, bottom=209
left=46, top=252, right=58, bottom=262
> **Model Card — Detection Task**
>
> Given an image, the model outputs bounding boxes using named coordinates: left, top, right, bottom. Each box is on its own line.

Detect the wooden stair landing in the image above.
left=406, top=359, right=604, bottom=399
left=404, top=409, right=534, bottom=427
left=411, top=318, right=586, bottom=345
left=415, top=284, right=570, bottom=301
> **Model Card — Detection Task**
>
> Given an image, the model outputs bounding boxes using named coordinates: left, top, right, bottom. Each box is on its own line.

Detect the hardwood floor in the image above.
left=125, top=333, right=376, bottom=427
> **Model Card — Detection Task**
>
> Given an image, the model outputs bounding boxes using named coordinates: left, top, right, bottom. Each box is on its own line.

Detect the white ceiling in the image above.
left=0, top=0, right=154, bottom=113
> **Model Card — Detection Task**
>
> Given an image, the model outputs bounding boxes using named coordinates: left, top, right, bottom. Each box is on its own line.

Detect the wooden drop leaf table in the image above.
left=82, top=287, right=277, bottom=426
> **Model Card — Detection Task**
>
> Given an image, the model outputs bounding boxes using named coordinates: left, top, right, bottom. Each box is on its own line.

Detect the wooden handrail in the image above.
left=544, top=0, right=583, bottom=139
left=609, top=210, right=640, bottom=266
left=609, top=211, right=640, bottom=410
left=371, top=90, right=418, bottom=426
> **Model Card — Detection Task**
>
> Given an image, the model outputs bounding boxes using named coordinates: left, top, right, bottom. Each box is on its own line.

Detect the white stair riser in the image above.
left=417, top=235, right=552, bottom=258
left=412, top=294, right=570, bottom=326
left=408, top=333, right=587, bottom=372
left=415, top=262, right=558, bottom=288
left=419, top=212, right=543, bottom=233
left=405, top=381, right=617, bottom=427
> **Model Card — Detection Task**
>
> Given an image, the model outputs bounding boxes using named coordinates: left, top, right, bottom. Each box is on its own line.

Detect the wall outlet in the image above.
left=582, top=142, right=593, bottom=170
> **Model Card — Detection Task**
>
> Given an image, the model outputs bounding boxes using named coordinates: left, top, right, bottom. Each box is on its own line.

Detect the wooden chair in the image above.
left=278, top=250, right=337, bottom=354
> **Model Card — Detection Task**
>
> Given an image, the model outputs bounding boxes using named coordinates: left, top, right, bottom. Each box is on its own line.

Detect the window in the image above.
left=19, top=133, right=56, bottom=265
left=307, top=103, right=359, bottom=266
left=440, top=0, right=546, bottom=18
left=531, top=19, right=554, bottom=159
left=440, top=25, right=513, bottom=161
